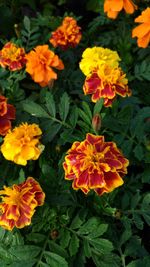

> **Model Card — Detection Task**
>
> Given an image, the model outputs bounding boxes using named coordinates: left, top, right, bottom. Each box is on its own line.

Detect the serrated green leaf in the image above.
left=70, top=214, right=84, bottom=230
left=44, top=251, right=68, bottom=267
left=23, top=16, right=30, bottom=32
left=130, top=191, right=141, bottom=209
left=82, top=102, right=92, bottom=120
left=134, top=145, right=144, bottom=161
left=83, top=239, right=91, bottom=258
left=88, top=224, right=108, bottom=238
left=59, top=93, right=70, bottom=121
left=9, top=245, right=41, bottom=261
left=26, top=233, right=46, bottom=243
left=133, top=214, right=144, bottom=230
left=69, top=106, right=78, bottom=128
left=45, top=92, right=56, bottom=117
left=78, top=109, right=91, bottom=126
left=93, top=98, right=104, bottom=115
left=79, top=217, right=99, bottom=235
left=60, top=229, right=71, bottom=249
left=69, top=234, right=80, bottom=256
left=23, top=101, right=50, bottom=118
left=42, top=123, right=62, bottom=143
left=89, top=238, right=113, bottom=254
left=48, top=241, right=68, bottom=259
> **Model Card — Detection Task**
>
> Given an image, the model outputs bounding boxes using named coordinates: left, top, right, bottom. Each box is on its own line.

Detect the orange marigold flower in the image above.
left=0, top=42, right=26, bottom=71
left=104, top=0, right=138, bottom=19
left=63, top=133, right=129, bottom=195
left=49, top=16, right=82, bottom=49
left=0, top=177, right=45, bottom=230
left=1, top=123, right=44, bottom=166
left=132, top=7, right=150, bottom=48
left=0, top=95, right=16, bottom=135
left=83, top=65, right=131, bottom=107
left=25, top=45, right=64, bottom=87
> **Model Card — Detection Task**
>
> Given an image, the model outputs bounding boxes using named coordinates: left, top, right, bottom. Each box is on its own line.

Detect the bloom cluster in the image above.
left=0, top=95, right=16, bottom=135
left=0, top=177, right=45, bottom=230
left=0, top=14, right=132, bottom=232
left=79, top=47, right=131, bottom=107
left=49, top=16, right=82, bottom=49
left=63, top=133, right=129, bottom=195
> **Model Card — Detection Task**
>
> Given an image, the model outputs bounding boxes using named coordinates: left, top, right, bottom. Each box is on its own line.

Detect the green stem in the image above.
left=119, top=248, right=126, bottom=267
left=36, top=235, right=49, bottom=267
left=49, top=115, right=72, bottom=129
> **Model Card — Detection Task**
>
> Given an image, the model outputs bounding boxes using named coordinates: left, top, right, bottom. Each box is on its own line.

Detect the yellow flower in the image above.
left=0, top=177, right=45, bottom=230
left=79, top=47, right=121, bottom=76
left=1, top=123, right=43, bottom=165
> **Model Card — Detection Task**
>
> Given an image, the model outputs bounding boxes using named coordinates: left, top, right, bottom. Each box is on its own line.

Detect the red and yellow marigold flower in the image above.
left=104, top=0, right=138, bottom=19
left=25, top=45, right=64, bottom=87
left=79, top=47, right=120, bottom=77
left=63, top=133, right=129, bottom=195
left=0, top=95, right=16, bottom=135
left=0, top=177, right=45, bottom=230
left=49, top=16, right=82, bottom=49
left=132, top=7, right=150, bottom=48
left=0, top=42, right=26, bottom=71
left=1, top=123, right=44, bottom=166
left=83, top=65, right=131, bottom=107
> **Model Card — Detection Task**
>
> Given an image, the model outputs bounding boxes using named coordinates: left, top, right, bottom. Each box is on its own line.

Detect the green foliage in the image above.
left=0, top=0, right=150, bottom=266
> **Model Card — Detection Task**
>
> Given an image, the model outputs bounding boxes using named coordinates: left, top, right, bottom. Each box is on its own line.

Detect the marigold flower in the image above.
left=49, top=16, right=82, bottom=49
left=1, top=123, right=43, bottom=165
left=25, top=45, right=64, bottom=87
left=79, top=47, right=120, bottom=77
left=0, top=95, right=16, bottom=135
left=132, top=7, right=150, bottom=48
left=0, top=42, right=26, bottom=71
left=63, top=133, right=129, bottom=195
left=0, top=177, right=45, bottom=230
left=104, top=0, right=138, bottom=19
left=83, top=65, right=131, bottom=107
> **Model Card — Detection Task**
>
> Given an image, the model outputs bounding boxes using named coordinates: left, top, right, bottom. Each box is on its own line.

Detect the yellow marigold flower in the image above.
left=104, top=0, right=138, bottom=19
left=25, top=45, right=64, bottom=87
left=49, top=16, right=82, bottom=49
left=79, top=47, right=121, bottom=77
left=1, top=123, right=43, bottom=166
left=0, top=42, right=26, bottom=71
left=83, top=64, right=131, bottom=107
left=0, top=177, right=45, bottom=230
left=63, top=133, right=129, bottom=195
left=132, top=7, right=150, bottom=48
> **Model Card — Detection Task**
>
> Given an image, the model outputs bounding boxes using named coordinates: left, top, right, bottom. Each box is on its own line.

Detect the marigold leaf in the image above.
left=59, top=92, right=70, bottom=121
left=23, top=16, right=30, bottom=32
left=89, top=238, right=113, bottom=254
left=93, top=98, right=104, bottom=115
left=45, top=92, right=56, bottom=118
left=23, top=101, right=50, bottom=118
left=44, top=251, right=68, bottom=267
left=69, top=234, right=80, bottom=256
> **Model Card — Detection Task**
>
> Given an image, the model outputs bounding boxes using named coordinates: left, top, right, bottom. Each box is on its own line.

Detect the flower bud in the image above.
left=92, top=113, right=101, bottom=131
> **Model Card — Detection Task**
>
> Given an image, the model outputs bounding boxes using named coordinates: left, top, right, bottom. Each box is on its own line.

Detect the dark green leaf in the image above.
left=69, top=234, right=80, bottom=256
